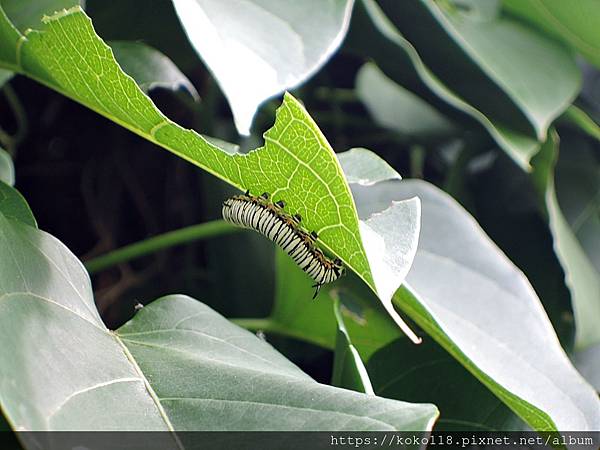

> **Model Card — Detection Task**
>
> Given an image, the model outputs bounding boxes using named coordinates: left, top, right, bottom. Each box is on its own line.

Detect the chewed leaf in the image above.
left=0, top=6, right=426, bottom=339
left=110, top=41, right=199, bottom=100
left=0, top=7, right=370, bottom=282
left=1, top=0, right=81, bottom=32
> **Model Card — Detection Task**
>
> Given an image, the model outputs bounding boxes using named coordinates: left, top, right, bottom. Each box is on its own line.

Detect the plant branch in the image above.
left=85, top=219, right=239, bottom=274
left=231, top=318, right=333, bottom=349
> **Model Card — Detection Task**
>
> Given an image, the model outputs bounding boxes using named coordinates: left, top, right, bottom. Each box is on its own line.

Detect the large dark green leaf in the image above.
left=337, top=147, right=599, bottom=431
left=117, top=295, right=438, bottom=431
left=351, top=0, right=579, bottom=169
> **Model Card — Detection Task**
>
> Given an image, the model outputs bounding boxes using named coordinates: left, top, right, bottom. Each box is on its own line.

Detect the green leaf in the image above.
left=0, top=147, right=13, bottom=185
left=266, top=245, right=402, bottom=358
left=367, top=338, right=526, bottom=431
left=262, top=147, right=420, bottom=348
left=0, top=211, right=439, bottom=431
left=562, top=105, right=600, bottom=143
left=356, top=62, right=456, bottom=141
left=353, top=0, right=540, bottom=169
left=0, top=151, right=36, bottom=227
left=171, top=0, right=354, bottom=134
left=331, top=297, right=375, bottom=394
left=531, top=131, right=600, bottom=350
left=119, top=296, right=438, bottom=431
left=267, top=247, right=338, bottom=348
left=392, top=0, right=580, bottom=142
left=0, top=181, right=36, bottom=227
left=109, top=41, right=199, bottom=100
left=0, top=7, right=424, bottom=338
left=504, top=0, right=600, bottom=69
left=392, top=180, right=600, bottom=432
left=0, top=213, right=163, bottom=431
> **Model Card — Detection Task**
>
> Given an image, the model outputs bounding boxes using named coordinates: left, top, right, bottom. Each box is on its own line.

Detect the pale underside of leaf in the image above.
left=396, top=180, right=600, bottom=432
left=172, top=0, right=354, bottom=135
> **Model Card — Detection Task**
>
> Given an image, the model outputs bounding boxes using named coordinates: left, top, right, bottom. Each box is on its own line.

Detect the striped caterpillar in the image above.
left=222, top=191, right=344, bottom=298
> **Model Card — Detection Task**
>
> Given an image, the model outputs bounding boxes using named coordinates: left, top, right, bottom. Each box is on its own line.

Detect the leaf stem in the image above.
left=231, top=318, right=334, bottom=349
left=0, top=84, right=28, bottom=156
left=3, top=84, right=28, bottom=153
left=314, top=87, right=358, bottom=103
left=85, top=220, right=239, bottom=274
left=0, top=124, right=12, bottom=151
left=230, top=318, right=275, bottom=331
left=409, top=144, right=426, bottom=178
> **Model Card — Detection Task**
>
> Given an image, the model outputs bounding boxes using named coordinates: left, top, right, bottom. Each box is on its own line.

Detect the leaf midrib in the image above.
left=118, top=327, right=292, bottom=373
left=119, top=337, right=308, bottom=381
left=2, top=16, right=232, bottom=189
left=0, top=290, right=178, bottom=433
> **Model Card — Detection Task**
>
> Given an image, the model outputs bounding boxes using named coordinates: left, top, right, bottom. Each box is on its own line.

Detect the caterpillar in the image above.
left=222, top=191, right=344, bottom=298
